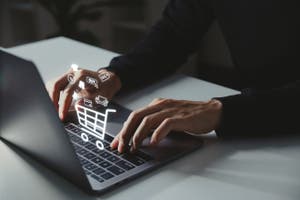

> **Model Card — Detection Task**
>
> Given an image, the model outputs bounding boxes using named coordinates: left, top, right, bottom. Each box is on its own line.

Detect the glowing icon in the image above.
left=72, top=92, right=79, bottom=100
left=83, top=98, right=93, bottom=108
left=78, top=81, right=85, bottom=89
left=99, top=72, right=110, bottom=83
left=75, top=104, right=116, bottom=150
left=67, top=74, right=75, bottom=84
left=71, top=64, right=79, bottom=71
left=95, top=95, right=109, bottom=107
left=86, top=76, right=99, bottom=89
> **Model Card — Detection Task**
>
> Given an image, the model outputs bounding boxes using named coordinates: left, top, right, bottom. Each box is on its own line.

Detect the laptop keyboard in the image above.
left=65, top=123, right=153, bottom=183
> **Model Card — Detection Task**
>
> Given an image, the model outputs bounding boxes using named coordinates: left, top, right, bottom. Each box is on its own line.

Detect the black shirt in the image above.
left=106, top=0, right=300, bottom=138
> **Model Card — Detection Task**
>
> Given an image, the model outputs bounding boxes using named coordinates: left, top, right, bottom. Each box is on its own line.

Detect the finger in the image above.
left=58, top=77, right=84, bottom=120
left=47, top=66, right=75, bottom=109
left=110, top=135, right=119, bottom=149
left=114, top=105, right=164, bottom=153
left=47, top=73, right=70, bottom=111
left=110, top=120, right=126, bottom=149
left=150, top=117, right=180, bottom=145
left=131, top=109, right=175, bottom=151
left=148, top=98, right=164, bottom=106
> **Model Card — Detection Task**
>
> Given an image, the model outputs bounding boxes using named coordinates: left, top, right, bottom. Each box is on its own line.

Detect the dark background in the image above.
left=0, top=0, right=236, bottom=88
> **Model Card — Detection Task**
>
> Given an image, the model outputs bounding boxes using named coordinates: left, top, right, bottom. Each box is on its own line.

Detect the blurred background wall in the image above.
left=0, top=0, right=168, bottom=52
left=0, top=0, right=235, bottom=88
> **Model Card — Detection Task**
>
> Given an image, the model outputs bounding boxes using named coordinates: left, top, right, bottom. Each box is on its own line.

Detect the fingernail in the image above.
left=118, top=143, right=124, bottom=153
left=59, top=112, right=63, bottom=120
left=130, top=146, right=134, bottom=153
left=150, top=138, right=157, bottom=146
left=110, top=142, right=116, bottom=149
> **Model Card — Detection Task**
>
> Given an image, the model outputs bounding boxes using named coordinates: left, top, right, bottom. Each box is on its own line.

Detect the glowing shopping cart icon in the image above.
left=75, top=104, right=116, bottom=150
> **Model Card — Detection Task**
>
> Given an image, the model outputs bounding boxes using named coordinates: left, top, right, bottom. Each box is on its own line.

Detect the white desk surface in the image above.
left=1, top=37, right=300, bottom=200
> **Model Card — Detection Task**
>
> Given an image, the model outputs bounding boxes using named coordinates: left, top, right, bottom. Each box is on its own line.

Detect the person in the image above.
left=46, top=0, right=300, bottom=153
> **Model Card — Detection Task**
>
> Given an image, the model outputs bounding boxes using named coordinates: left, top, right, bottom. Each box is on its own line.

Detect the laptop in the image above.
left=0, top=50, right=203, bottom=195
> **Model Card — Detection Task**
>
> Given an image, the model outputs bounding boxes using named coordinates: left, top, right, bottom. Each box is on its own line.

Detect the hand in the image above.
left=110, top=98, right=222, bottom=153
left=46, top=68, right=121, bottom=121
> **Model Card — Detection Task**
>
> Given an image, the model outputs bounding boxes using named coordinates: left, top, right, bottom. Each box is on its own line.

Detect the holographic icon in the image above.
left=72, top=92, right=79, bottom=100
left=95, top=95, right=109, bottom=107
left=99, top=72, right=110, bottom=83
left=78, top=81, right=85, bottom=89
left=86, top=76, right=99, bottom=89
left=71, top=64, right=79, bottom=71
left=83, top=98, right=93, bottom=108
left=67, top=74, right=75, bottom=84
left=75, top=104, right=116, bottom=150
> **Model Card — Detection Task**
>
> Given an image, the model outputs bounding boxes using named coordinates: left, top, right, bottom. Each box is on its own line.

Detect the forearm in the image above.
left=106, top=0, right=215, bottom=90
left=215, top=80, right=300, bottom=138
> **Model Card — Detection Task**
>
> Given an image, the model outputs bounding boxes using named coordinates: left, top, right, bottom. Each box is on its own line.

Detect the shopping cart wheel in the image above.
left=81, top=132, right=89, bottom=142
left=96, top=140, right=104, bottom=150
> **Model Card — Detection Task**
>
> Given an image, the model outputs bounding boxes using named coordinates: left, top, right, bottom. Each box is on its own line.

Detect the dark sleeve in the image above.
left=105, top=0, right=215, bottom=90
left=215, top=80, right=300, bottom=139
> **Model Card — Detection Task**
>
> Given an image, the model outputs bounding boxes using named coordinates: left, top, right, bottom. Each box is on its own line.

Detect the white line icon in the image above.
left=99, top=72, right=111, bottom=83
left=83, top=98, right=93, bottom=108
left=86, top=76, right=99, bottom=89
left=71, top=64, right=79, bottom=71
left=72, top=92, right=79, bottom=100
left=95, top=95, right=109, bottom=107
left=78, top=81, right=85, bottom=89
left=75, top=104, right=116, bottom=150
left=67, top=74, right=75, bottom=84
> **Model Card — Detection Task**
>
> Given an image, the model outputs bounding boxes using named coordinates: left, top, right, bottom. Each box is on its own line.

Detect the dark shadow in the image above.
left=1, top=140, right=97, bottom=199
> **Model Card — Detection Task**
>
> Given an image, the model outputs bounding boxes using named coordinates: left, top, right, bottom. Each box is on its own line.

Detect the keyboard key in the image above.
left=84, top=153, right=96, bottom=160
left=100, top=152, right=112, bottom=158
left=91, top=157, right=104, bottom=165
left=91, top=174, right=104, bottom=183
left=85, top=143, right=96, bottom=151
left=65, top=124, right=74, bottom=129
left=103, top=141, right=110, bottom=147
left=107, top=155, right=120, bottom=163
left=91, top=147, right=103, bottom=154
left=101, top=172, right=114, bottom=180
left=104, top=134, right=114, bottom=143
left=79, top=157, right=89, bottom=165
left=116, top=160, right=135, bottom=170
left=83, top=141, right=92, bottom=147
left=70, top=135, right=81, bottom=143
left=89, top=136, right=97, bottom=143
left=92, top=168, right=105, bottom=175
left=68, top=133, right=76, bottom=139
left=73, top=128, right=81, bottom=134
left=75, top=138, right=85, bottom=145
left=136, top=151, right=153, bottom=161
left=107, top=166, right=125, bottom=175
left=112, top=150, right=123, bottom=156
left=85, top=170, right=91, bottom=175
left=77, top=148, right=88, bottom=156
left=84, top=163, right=97, bottom=171
left=122, top=154, right=145, bottom=166
left=99, top=161, right=112, bottom=168
left=73, top=144, right=81, bottom=151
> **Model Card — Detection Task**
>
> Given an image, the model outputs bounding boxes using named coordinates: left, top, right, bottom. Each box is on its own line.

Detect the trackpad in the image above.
left=140, top=131, right=203, bottom=162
